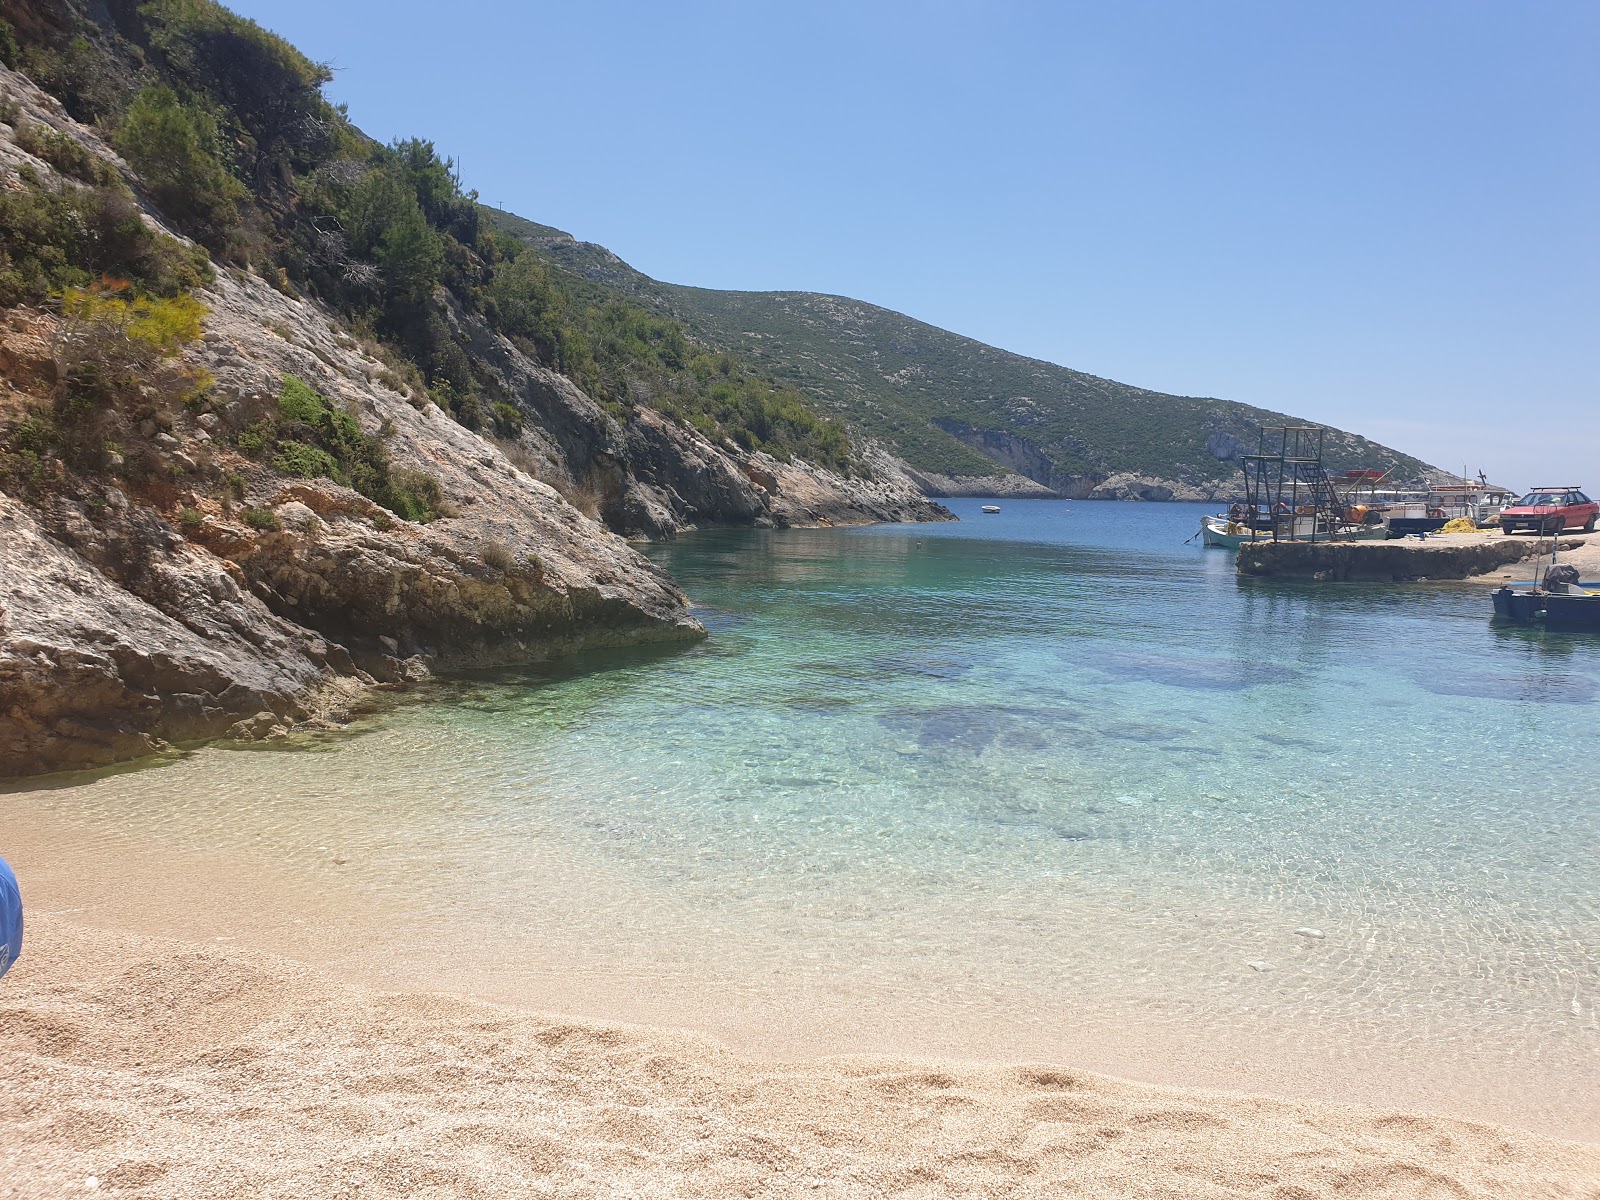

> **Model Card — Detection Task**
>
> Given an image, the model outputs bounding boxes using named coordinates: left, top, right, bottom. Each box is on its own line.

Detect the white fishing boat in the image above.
left=1199, top=514, right=1253, bottom=549
left=1199, top=512, right=1387, bottom=549
left=981, top=505, right=1001, bottom=513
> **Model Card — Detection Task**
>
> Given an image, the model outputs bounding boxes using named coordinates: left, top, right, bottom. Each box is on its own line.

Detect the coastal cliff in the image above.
left=0, top=26, right=942, bottom=778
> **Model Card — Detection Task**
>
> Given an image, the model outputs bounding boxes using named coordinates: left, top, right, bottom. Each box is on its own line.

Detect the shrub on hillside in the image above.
left=263, top=375, right=445, bottom=522
left=13, top=122, right=120, bottom=187
left=0, top=182, right=210, bottom=306
left=114, top=86, right=246, bottom=251
left=141, top=0, right=336, bottom=190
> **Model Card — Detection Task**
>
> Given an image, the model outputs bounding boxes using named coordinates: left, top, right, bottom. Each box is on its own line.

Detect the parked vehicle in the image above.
left=1498, top=488, right=1598, bottom=535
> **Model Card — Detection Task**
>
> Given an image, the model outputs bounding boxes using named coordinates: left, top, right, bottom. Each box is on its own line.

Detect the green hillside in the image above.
left=487, top=209, right=1435, bottom=488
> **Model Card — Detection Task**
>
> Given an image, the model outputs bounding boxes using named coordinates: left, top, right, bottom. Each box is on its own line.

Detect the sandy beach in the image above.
left=4, top=911, right=1597, bottom=1200
left=1473, top=530, right=1600, bottom=582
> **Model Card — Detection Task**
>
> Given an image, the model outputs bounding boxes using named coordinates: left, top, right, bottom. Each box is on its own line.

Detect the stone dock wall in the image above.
left=1235, top=536, right=1582, bottom=582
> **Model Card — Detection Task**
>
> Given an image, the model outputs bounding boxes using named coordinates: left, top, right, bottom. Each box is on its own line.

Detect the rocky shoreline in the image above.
left=907, top=467, right=1238, bottom=503
left=0, top=63, right=948, bottom=780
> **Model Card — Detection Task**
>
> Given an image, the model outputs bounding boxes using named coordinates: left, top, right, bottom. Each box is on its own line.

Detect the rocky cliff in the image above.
left=0, top=59, right=943, bottom=778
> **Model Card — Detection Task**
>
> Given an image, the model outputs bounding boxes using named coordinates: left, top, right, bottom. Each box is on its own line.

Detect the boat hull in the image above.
left=1492, top=588, right=1600, bottom=631
left=1200, top=519, right=1254, bottom=550
left=1388, top=516, right=1448, bottom=536
left=1200, top=516, right=1387, bottom=549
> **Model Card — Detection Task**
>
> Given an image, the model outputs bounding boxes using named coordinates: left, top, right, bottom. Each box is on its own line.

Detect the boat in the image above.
left=1200, top=514, right=1253, bottom=549
left=1491, top=547, right=1600, bottom=631
left=1430, top=475, right=1514, bottom=528
left=1198, top=512, right=1387, bottom=550
left=981, top=505, right=1001, bottom=514
left=1343, top=472, right=1513, bottom=535
left=1492, top=575, right=1600, bottom=631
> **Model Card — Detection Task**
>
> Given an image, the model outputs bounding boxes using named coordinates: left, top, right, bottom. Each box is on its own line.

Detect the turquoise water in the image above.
left=10, top=499, right=1598, bottom=1127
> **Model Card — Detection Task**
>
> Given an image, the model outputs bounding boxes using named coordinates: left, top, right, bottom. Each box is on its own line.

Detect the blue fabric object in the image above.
left=0, top=857, right=21, bottom=979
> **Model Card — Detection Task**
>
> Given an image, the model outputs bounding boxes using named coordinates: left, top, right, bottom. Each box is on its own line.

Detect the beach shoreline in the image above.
left=5, top=794, right=1599, bottom=1199
left=5, top=909, right=1598, bottom=1200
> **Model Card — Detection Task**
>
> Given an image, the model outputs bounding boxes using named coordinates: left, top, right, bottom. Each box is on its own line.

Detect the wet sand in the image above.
left=5, top=912, right=1598, bottom=1200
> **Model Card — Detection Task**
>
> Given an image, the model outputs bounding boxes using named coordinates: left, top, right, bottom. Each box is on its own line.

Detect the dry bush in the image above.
left=554, top=476, right=603, bottom=521
left=480, top=539, right=514, bottom=572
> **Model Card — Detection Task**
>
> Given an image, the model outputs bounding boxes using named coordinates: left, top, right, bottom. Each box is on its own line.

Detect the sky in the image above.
left=230, top=0, right=1597, bottom=489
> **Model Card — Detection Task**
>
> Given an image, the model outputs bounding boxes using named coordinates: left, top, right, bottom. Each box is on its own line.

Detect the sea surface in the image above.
left=9, top=499, right=1598, bottom=1133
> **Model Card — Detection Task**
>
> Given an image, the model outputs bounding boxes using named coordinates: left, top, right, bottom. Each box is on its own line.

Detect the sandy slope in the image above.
left=3, top=916, right=1595, bottom=1200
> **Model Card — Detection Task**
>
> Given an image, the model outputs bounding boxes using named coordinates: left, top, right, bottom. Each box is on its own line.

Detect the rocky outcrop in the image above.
left=904, top=466, right=1236, bottom=503
left=930, top=420, right=1056, bottom=485
left=436, top=293, right=949, bottom=538
left=0, top=274, right=704, bottom=773
left=0, top=55, right=958, bottom=777
left=0, top=493, right=332, bottom=773
left=912, top=419, right=1240, bottom=502
left=1071, top=473, right=1233, bottom=503
left=901, top=469, right=1058, bottom=499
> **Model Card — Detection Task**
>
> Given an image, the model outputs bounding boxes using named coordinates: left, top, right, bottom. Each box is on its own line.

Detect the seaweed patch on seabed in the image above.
left=866, top=652, right=976, bottom=681
left=974, top=811, right=1101, bottom=841
left=1255, top=732, right=1324, bottom=750
left=1075, top=649, right=1288, bottom=692
left=1413, top=671, right=1599, bottom=704
left=1099, top=721, right=1186, bottom=744
left=879, top=705, right=1072, bottom=755
left=784, top=695, right=855, bottom=712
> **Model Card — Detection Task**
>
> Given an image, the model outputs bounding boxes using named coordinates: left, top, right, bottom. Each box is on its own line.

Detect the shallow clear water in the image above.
left=9, top=499, right=1599, bottom=1129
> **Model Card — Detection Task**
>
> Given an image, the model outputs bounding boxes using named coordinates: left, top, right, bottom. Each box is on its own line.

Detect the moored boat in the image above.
left=1198, top=512, right=1388, bottom=549
left=1492, top=584, right=1600, bottom=631
left=1200, top=514, right=1253, bottom=549
left=981, top=504, right=1001, bottom=513
left=1492, top=553, right=1600, bottom=631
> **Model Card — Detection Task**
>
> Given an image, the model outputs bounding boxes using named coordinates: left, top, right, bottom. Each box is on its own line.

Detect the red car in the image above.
left=1499, top=487, right=1598, bottom=535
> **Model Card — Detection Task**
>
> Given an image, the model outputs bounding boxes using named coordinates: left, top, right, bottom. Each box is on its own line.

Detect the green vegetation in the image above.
left=113, top=86, right=246, bottom=251
left=0, top=181, right=211, bottom=307
left=240, top=505, right=279, bottom=531
left=270, top=439, right=338, bottom=479
left=2, top=280, right=211, bottom=482
left=13, top=121, right=120, bottom=186
left=246, top=375, right=444, bottom=522
left=657, top=288, right=1435, bottom=483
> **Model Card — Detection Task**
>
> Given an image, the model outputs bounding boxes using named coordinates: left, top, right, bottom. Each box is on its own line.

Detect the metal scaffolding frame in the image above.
left=1238, top=426, right=1347, bottom=543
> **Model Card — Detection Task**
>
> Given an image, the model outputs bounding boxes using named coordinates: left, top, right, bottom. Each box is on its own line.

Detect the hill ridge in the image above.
left=486, top=208, right=1437, bottom=498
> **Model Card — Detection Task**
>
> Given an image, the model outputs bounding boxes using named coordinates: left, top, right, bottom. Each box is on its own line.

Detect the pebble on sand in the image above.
left=1247, top=960, right=1273, bottom=972
left=1295, top=927, right=1326, bottom=939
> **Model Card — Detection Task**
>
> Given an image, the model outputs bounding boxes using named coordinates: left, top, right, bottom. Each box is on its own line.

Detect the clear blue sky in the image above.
left=231, top=0, right=1596, bottom=489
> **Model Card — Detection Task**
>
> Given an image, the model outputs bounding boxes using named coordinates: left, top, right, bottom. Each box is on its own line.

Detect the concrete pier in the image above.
left=1235, top=533, right=1586, bottom=582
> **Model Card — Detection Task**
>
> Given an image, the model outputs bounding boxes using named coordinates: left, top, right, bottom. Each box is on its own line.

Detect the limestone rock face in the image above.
left=0, top=58, right=954, bottom=778
left=0, top=495, right=330, bottom=775
left=432, top=291, right=951, bottom=537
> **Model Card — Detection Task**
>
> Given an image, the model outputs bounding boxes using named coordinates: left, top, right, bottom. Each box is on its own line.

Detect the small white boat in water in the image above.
left=1199, top=512, right=1387, bottom=548
left=981, top=505, right=1001, bottom=513
left=1200, top=514, right=1252, bottom=549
